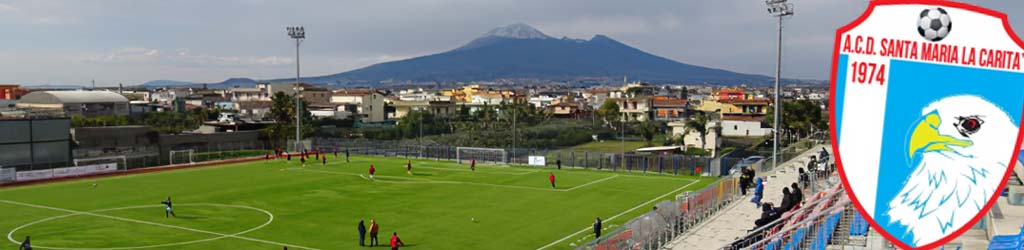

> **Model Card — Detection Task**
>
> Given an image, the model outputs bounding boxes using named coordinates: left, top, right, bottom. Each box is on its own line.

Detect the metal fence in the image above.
left=573, top=177, right=741, bottom=250
left=73, top=141, right=273, bottom=171
left=310, top=138, right=737, bottom=176
left=0, top=141, right=274, bottom=185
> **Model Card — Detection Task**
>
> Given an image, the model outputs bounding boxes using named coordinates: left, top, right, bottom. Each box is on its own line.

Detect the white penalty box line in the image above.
left=534, top=179, right=701, bottom=250
left=0, top=199, right=320, bottom=250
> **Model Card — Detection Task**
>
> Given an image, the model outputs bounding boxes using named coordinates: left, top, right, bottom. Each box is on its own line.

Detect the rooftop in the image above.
left=19, top=90, right=129, bottom=104
left=719, top=98, right=771, bottom=105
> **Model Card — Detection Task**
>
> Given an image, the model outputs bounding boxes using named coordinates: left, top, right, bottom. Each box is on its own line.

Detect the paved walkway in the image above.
left=666, top=145, right=832, bottom=250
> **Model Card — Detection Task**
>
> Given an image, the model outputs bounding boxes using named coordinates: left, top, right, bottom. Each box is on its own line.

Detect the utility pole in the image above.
left=287, top=26, right=305, bottom=152
left=766, top=0, right=793, bottom=171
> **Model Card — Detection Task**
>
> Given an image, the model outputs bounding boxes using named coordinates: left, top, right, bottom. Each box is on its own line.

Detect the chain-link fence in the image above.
left=76, top=141, right=272, bottom=170
left=1, top=141, right=273, bottom=185
left=573, top=177, right=741, bottom=250
left=310, top=138, right=739, bottom=176
left=756, top=132, right=830, bottom=173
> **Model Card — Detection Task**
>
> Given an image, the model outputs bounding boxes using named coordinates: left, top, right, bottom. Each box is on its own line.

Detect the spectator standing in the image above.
left=357, top=219, right=367, bottom=246
left=798, top=168, right=810, bottom=189
left=369, top=219, right=380, bottom=246
left=751, top=177, right=764, bottom=206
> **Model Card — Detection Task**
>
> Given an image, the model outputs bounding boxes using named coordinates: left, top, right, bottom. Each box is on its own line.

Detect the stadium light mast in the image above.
left=766, top=0, right=792, bottom=172
left=509, top=98, right=512, bottom=164
left=287, top=26, right=305, bottom=152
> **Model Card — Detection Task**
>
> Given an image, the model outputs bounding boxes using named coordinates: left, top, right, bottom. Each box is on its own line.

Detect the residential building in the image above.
left=718, top=98, right=770, bottom=115
left=236, top=101, right=272, bottom=121
left=257, top=83, right=297, bottom=96
left=668, top=120, right=722, bottom=157
left=651, top=96, right=687, bottom=121
left=616, top=97, right=652, bottom=122
left=528, top=94, right=557, bottom=108
left=228, top=87, right=270, bottom=102
left=0, top=85, right=27, bottom=100
left=390, top=99, right=456, bottom=119
left=717, top=87, right=745, bottom=100
left=17, top=91, right=129, bottom=117
left=721, top=115, right=773, bottom=137
left=296, top=83, right=331, bottom=107
left=331, top=89, right=387, bottom=122
left=548, top=100, right=590, bottom=119
left=150, top=87, right=192, bottom=106
left=580, top=88, right=611, bottom=109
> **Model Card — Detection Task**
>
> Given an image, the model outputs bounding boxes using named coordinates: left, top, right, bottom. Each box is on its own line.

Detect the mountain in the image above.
left=295, top=23, right=775, bottom=85
left=141, top=80, right=198, bottom=88
left=207, top=78, right=258, bottom=89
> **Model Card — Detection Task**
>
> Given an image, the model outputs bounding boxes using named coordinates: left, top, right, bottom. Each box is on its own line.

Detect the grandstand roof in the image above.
left=19, top=91, right=129, bottom=104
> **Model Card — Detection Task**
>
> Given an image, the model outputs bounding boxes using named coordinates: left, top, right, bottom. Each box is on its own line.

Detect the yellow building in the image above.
left=441, top=84, right=519, bottom=104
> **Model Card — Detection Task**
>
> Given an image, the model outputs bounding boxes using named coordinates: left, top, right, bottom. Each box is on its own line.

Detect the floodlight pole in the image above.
left=767, top=0, right=793, bottom=172
left=512, top=100, right=516, bottom=164
left=288, top=26, right=306, bottom=152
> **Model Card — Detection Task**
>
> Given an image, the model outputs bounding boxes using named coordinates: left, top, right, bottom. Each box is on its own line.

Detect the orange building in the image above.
left=0, top=85, right=27, bottom=100
left=716, top=87, right=744, bottom=100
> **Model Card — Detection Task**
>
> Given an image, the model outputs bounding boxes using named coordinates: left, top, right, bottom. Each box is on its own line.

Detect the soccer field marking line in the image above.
left=5, top=203, right=276, bottom=250
left=284, top=168, right=608, bottom=192
left=564, top=175, right=619, bottom=191
left=413, top=165, right=539, bottom=175
left=0, top=200, right=320, bottom=250
left=534, top=179, right=701, bottom=250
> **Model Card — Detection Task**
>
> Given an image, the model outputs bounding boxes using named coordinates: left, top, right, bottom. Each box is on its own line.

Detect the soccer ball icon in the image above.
left=918, top=7, right=952, bottom=42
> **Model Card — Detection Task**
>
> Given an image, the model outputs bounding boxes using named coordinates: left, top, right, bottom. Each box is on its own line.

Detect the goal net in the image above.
left=170, top=150, right=195, bottom=165
left=74, top=155, right=128, bottom=171
left=456, top=147, right=507, bottom=165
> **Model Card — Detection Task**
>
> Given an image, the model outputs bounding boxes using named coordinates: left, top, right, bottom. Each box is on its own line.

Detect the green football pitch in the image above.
left=0, top=155, right=715, bottom=250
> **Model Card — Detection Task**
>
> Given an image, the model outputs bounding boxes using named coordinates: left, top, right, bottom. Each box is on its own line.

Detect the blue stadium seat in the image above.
left=988, top=224, right=1024, bottom=250
left=850, top=212, right=869, bottom=236
left=766, top=239, right=780, bottom=250
left=784, top=227, right=806, bottom=250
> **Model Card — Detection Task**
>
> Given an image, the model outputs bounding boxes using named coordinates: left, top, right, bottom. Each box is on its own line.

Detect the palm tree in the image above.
left=685, top=113, right=709, bottom=150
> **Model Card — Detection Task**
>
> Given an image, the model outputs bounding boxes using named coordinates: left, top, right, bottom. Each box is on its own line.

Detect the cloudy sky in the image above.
left=1, top=0, right=1021, bottom=86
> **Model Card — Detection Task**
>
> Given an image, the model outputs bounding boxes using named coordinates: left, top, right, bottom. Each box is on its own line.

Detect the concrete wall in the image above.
left=721, top=120, right=772, bottom=137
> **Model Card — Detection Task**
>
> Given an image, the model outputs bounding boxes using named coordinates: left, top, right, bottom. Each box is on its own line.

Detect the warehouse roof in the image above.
left=19, top=91, right=129, bottom=104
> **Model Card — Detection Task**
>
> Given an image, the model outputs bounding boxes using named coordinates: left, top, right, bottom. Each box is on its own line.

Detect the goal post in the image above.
left=74, top=155, right=128, bottom=171
left=169, top=150, right=195, bottom=165
left=456, top=147, right=507, bottom=165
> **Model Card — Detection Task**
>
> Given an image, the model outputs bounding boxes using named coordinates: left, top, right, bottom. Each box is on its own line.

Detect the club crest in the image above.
left=830, top=0, right=1024, bottom=248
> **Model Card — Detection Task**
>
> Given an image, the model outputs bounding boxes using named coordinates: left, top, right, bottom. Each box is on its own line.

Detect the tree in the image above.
left=686, top=113, right=709, bottom=150
left=679, top=86, right=689, bottom=100
left=473, top=103, right=498, bottom=129
left=70, top=115, right=131, bottom=127
left=263, top=91, right=313, bottom=147
left=597, top=99, right=620, bottom=128
left=397, top=110, right=448, bottom=139
left=143, top=111, right=194, bottom=134
left=765, top=99, right=826, bottom=139
left=639, top=120, right=659, bottom=146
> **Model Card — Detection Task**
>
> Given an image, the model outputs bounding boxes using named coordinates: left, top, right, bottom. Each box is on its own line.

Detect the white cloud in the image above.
left=87, top=47, right=293, bottom=67
left=0, top=3, right=18, bottom=12
left=88, top=47, right=161, bottom=64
